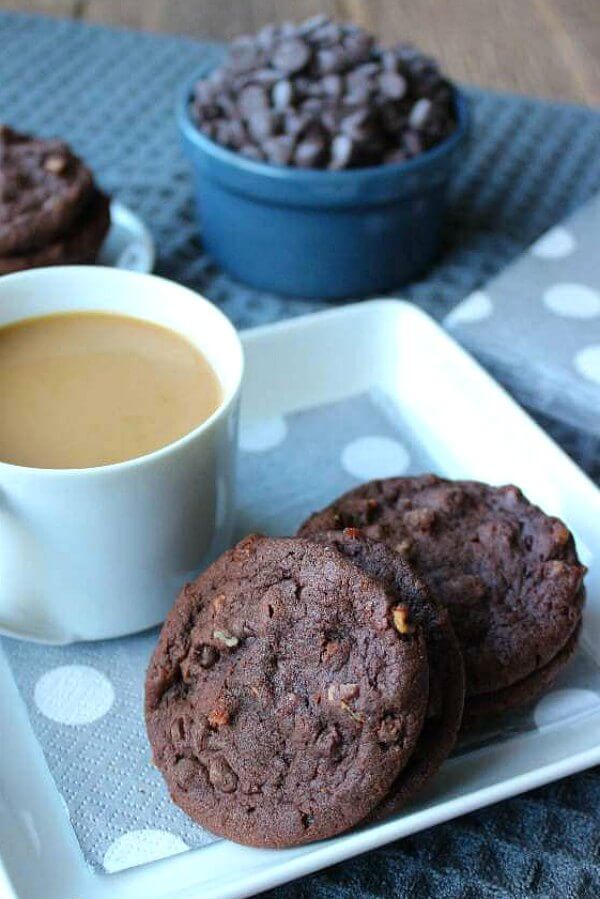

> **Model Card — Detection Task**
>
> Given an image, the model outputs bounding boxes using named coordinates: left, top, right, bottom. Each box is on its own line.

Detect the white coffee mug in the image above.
left=0, top=266, right=244, bottom=644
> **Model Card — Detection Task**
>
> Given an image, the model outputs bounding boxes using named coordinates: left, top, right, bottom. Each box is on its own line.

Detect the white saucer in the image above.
left=98, top=200, right=155, bottom=273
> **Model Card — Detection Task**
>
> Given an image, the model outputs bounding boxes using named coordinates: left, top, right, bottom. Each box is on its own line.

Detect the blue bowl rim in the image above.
left=177, top=64, right=470, bottom=184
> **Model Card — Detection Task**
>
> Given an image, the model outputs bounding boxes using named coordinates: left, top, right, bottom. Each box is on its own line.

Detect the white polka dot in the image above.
left=341, top=436, right=410, bottom=480
left=534, top=688, right=600, bottom=730
left=103, top=829, right=188, bottom=873
left=574, top=345, right=600, bottom=385
left=444, top=291, right=493, bottom=328
left=543, top=283, right=600, bottom=319
left=530, top=226, right=576, bottom=259
left=239, top=416, right=287, bottom=452
left=34, top=665, right=114, bottom=725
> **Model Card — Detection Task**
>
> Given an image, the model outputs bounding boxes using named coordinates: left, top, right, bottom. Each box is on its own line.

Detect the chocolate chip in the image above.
left=301, top=97, right=325, bottom=114
left=208, top=68, right=227, bottom=89
left=381, top=49, right=399, bottom=72
left=262, top=135, right=295, bottom=166
left=238, top=84, right=268, bottom=117
left=354, top=61, right=380, bottom=79
left=340, top=109, right=375, bottom=143
left=343, top=32, right=374, bottom=65
left=395, top=42, right=422, bottom=63
left=321, top=109, right=339, bottom=134
left=293, top=76, right=313, bottom=98
left=247, top=110, right=276, bottom=142
left=344, top=86, right=372, bottom=107
left=330, top=133, right=354, bottom=169
left=272, top=79, right=294, bottom=109
left=257, top=24, right=278, bottom=49
left=279, top=21, right=297, bottom=39
left=194, top=80, right=216, bottom=106
left=409, top=98, right=433, bottom=129
left=250, top=67, right=281, bottom=87
left=216, top=120, right=246, bottom=149
left=315, top=46, right=346, bottom=75
left=403, top=130, right=423, bottom=156
left=190, top=16, right=456, bottom=169
left=284, top=111, right=311, bottom=138
left=379, top=71, right=407, bottom=100
left=322, top=73, right=344, bottom=98
left=294, top=134, right=326, bottom=168
left=229, top=37, right=261, bottom=74
left=240, top=144, right=264, bottom=160
left=271, top=38, right=310, bottom=75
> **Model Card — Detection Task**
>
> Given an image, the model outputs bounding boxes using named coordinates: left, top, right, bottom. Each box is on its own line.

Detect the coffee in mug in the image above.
left=0, top=311, right=223, bottom=469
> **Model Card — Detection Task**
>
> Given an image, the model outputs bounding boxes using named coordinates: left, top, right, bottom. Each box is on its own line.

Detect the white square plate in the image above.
left=1, top=300, right=599, bottom=899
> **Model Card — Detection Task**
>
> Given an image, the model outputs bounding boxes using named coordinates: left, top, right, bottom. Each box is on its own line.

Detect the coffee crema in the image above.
left=0, top=311, right=223, bottom=469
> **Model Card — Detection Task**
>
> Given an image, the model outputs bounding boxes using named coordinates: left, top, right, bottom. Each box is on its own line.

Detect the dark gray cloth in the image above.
left=0, top=11, right=599, bottom=897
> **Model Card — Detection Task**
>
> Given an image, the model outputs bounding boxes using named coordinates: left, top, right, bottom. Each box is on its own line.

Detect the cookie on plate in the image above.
left=463, top=624, right=581, bottom=730
left=0, top=188, right=110, bottom=275
left=308, top=528, right=464, bottom=819
left=0, top=124, right=109, bottom=270
left=299, top=475, right=586, bottom=725
left=145, top=534, right=430, bottom=848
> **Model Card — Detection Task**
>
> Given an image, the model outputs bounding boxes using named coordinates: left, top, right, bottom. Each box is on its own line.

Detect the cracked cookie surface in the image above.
left=145, top=534, right=429, bottom=847
left=299, top=475, right=586, bottom=701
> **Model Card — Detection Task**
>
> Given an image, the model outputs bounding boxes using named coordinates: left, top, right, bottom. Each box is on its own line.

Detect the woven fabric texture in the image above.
left=0, top=11, right=599, bottom=897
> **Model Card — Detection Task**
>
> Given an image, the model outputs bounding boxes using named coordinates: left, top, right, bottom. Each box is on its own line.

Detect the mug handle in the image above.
left=0, top=503, right=66, bottom=643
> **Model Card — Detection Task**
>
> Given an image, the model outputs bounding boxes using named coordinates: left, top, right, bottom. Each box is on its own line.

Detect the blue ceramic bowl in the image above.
left=178, top=72, right=469, bottom=299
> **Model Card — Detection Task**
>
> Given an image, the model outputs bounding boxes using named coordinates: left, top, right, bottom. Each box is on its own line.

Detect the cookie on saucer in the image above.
left=0, top=125, right=109, bottom=271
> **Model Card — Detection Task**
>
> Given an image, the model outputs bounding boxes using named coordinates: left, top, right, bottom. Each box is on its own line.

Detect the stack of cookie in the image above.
left=145, top=476, right=585, bottom=847
left=299, top=476, right=586, bottom=729
left=0, top=126, right=110, bottom=274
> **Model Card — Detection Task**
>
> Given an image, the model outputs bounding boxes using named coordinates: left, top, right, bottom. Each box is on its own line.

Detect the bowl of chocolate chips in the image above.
left=179, top=16, right=468, bottom=298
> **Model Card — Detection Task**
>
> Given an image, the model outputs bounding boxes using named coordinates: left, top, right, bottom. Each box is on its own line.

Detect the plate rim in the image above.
left=104, top=199, right=156, bottom=273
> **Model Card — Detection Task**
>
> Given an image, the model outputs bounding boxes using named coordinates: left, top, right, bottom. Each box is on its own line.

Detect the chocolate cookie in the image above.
left=145, top=534, right=429, bottom=847
left=462, top=624, right=581, bottom=730
left=0, top=125, right=95, bottom=254
left=299, top=475, right=586, bottom=717
left=0, top=188, right=110, bottom=275
left=308, top=529, right=464, bottom=818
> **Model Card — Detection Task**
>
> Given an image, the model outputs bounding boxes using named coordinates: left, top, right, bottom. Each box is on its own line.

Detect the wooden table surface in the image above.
left=3, top=0, right=600, bottom=105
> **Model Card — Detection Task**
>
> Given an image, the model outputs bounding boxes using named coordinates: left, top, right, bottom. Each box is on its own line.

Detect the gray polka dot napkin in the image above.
left=445, top=192, right=600, bottom=436
left=3, top=391, right=599, bottom=874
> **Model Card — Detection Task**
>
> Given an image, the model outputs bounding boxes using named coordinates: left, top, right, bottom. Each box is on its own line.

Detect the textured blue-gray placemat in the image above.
left=1, top=11, right=599, bottom=898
